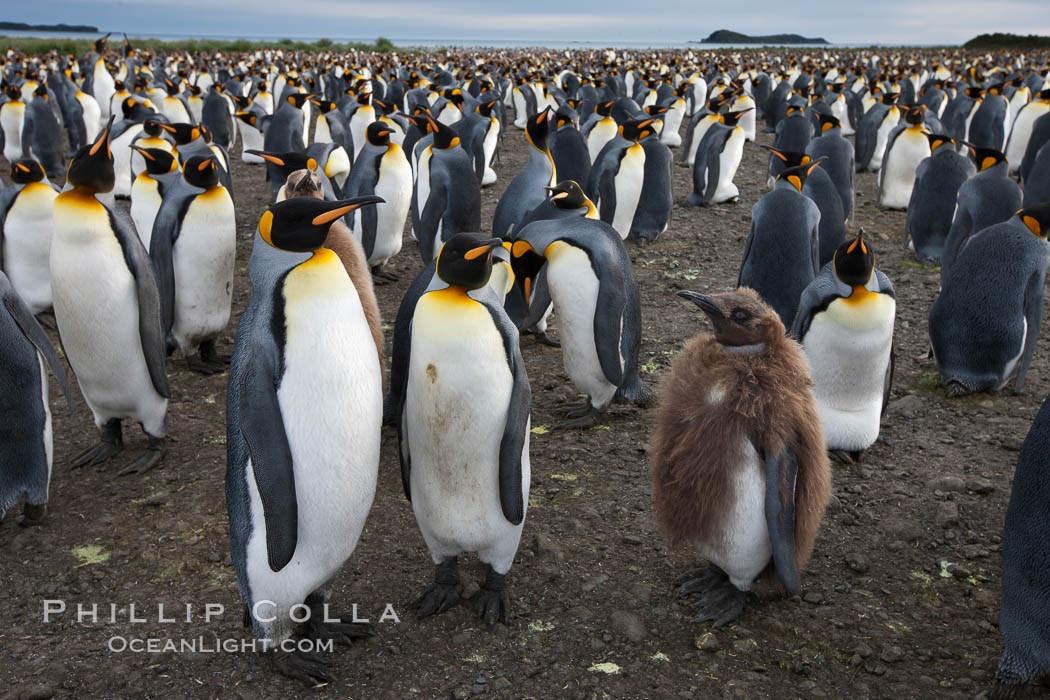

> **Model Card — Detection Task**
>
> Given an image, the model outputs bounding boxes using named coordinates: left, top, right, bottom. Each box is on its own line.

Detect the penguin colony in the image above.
left=0, top=37, right=1049, bottom=695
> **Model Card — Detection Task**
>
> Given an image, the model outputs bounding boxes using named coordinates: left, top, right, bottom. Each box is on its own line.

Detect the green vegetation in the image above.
left=964, top=33, right=1050, bottom=49
left=0, top=35, right=399, bottom=55
left=700, top=29, right=829, bottom=45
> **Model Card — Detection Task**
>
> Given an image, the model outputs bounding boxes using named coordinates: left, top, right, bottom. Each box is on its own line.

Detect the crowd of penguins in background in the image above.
left=1, top=32, right=1050, bottom=695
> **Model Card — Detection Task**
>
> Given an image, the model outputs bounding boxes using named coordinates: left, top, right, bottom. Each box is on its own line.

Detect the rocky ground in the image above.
left=1, top=108, right=1047, bottom=700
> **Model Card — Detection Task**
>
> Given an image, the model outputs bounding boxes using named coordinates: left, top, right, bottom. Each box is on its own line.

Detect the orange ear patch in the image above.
left=311, top=204, right=358, bottom=226
left=464, top=244, right=494, bottom=261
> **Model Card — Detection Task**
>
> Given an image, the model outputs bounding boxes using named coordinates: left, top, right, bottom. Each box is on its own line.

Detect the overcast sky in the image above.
left=13, top=1, right=1050, bottom=46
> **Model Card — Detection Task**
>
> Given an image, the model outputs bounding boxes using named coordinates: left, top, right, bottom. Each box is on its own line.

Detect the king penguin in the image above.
left=397, top=232, right=531, bottom=628
left=905, top=134, right=975, bottom=264
left=586, top=118, right=654, bottom=240
left=929, top=203, right=1050, bottom=396
left=492, top=108, right=555, bottom=238
left=687, top=108, right=752, bottom=207
left=226, top=195, right=383, bottom=685
left=649, top=288, right=831, bottom=627
left=129, top=146, right=182, bottom=250
left=791, top=231, right=895, bottom=462
left=50, top=119, right=171, bottom=474
left=0, top=158, right=59, bottom=315
left=877, top=105, right=930, bottom=210
left=0, top=270, right=73, bottom=526
left=1, top=85, right=26, bottom=162
left=411, top=118, right=481, bottom=262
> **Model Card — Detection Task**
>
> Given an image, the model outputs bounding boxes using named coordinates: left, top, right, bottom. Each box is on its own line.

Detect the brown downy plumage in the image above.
left=649, top=288, right=831, bottom=588
left=283, top=169, right=385, bottom=377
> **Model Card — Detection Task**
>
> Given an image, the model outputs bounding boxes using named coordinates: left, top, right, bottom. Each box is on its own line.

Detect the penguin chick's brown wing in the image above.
left=649, top=301, right=830, bottom=586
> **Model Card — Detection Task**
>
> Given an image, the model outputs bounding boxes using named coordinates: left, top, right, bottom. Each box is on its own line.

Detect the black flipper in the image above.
left=882, top=340, right=895, bottom=416
left=737, top=220, right=756, bottom=288
left=701, top=130, right=731, bottom=205
left=359, top=199, right=379, bottom=261
left=520, top=263, right=552, bottom=330
left=479, top=294, right=531, bottom=525
left=396, top=316, right=414, bottom=502
left=2, top=288, right=74, bottom=412
left=1016, top=267, right=1046, bottom=391
left=764, top=445, right=800, bottom=595
left=593, top=262, right=627, bottom=387
left=417, top=182, right=447, bottom=263
left=237, top=334, right=297, bottom=572
left=597, top=167, right=617, bottom=224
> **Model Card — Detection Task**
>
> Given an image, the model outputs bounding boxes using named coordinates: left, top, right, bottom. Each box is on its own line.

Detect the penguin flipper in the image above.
left=790, top=267, right=840, bottom=340
left=737, top=220, right=757, bottom=288
left=701, top=131, right=729, bottom=205
left=359, top=199, right=379, bottom=261
left=882, top=340, right=895, bottom=417
left=237, top=357, right=297, bottom=572
left=418, top=183, right=447, bottom=263
left=479, top=295, right=530, bottom=526
left=2, top=287, right=75, bottom=413
left=763, top=445, right=801, bottom=595
left=597, top=167, right=617, bottom=224
left=593, top=261, right=628, bottom=387
left=1016, top=267, right=1047, bottom=391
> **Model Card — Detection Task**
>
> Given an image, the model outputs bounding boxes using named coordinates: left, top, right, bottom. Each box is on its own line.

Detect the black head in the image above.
left=10, top=158, right=45, bottom=184
left=968, top=145, right=1006, bottom=171
left=33, top=84, right=47, bottom=98
left=235, top=111, right=259, bottom=127
left=833, top=229, right=875, bottom=287
left=427, top=117, right=460, bottom=150
left=4, top=85, right=20, bottom=101
left=436, top=233, right=504, bottom=290
left=374, top=99, right=396, bottom=116
left=525, top=108, right=551, bottom=152
left=477, top=99, right=496, bottom=118
left=1017, top=202, right=1050, bottom=238
left=904, top=105, right=925, bottom=125
left=159, top=122, right=203, bottom=145
left=596, top=100, right=614, bottom=117
left=246, top=150, right=318, bottom=174
left=619, top=118, right=654, bottom=142
left=183, top=155, right=220, bottom=189
left=676, top=288, right=783, bottom=347
left=93, top=33, right=110, bottom=54
left=259, top=195, right=384, bottom=252
left=546, top=180, right=589, bottom=210
left=776, top=158, right=824, bottom=192
left=286, top=93, right=312, bottom=109
left=163, top=78, right=180, bottom=96
left=763, top=146, right=810, bottom=169
left=926, top=133, right=955, bottom=152
left=817, top=113, right=841, bottom=132
left=131, top=146, right=178, bottom=176
left=879, top=92, right=900, bottom=105
left=142, top=117, right=167, bottom=137
left=720, top=107, right=753, bottom=127
left=366, top=121, right=395, bottom=146
left=310, top=98, right=335, bottom=114
left=965, top=86, right=983, bottom=99
left=66, top=117, right=116, bottom=192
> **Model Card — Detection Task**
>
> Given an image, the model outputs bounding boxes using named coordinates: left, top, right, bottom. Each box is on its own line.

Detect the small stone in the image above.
left=966, top=478, right=994, bottom=494
left=581, top=574, right=609, bottom=592
left=452, top=689, right=470, bottom=700
left=845, top=553, right=870, bottom=573
left=622, top=535, right=643, bottom=545
left=144, top=491, right=170, bottom=506
left=927, top=476, right=965, bottom=492
left=695, top=632, right=720, bottom=652
left=888, top=395, right=923, bottom=418
left=880, top=646, right=904, bottom=663
left=855, top=643, right=873, bottom=658
left=731, top=638, right=757, bottom=653
left=610, top=610, right=647, bottom=643
left=935, top=502, right=959, bottom=528
left=492, top=677, right=511, bottom=690
left=947, top=563, right=972, bottom=579
left=1001, top=437, right=1024, bottom=452
left=532, top=534, right=565, bottom=562
left=803, top=592, right=822, bottom=604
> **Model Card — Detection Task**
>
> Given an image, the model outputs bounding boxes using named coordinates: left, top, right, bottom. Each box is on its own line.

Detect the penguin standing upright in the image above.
left=129, top=146, right=181, bottom=250
left=226, top=195, right=384, bottom=686
left=1005, top=89, right=1050, bottom=176
left=0, top=159, right=58, bottom=315
left=586, top=118, right=654, bottom=240
left=877, top=105, right=930, bottom=209
left=20, top=86, right=65, bottom=179
left=905, top=135, right=975, bottom=263
left=50, top=120, right=171, bottom=474
left=149, top=155, right=236, bottom=373
left=738, top=162, right=822, bottom=324
left=398, top=233, right=531, bottom=627
left=585, top=100, right=618, bottom=162
left=855, top=93, right=900, bottom=172
left=235, top=109, right=267, bottom=164
left=411, top=118, right=481, bottom=262
left=342, top=122, right=412, bottom=281
left=548, top=104, right=591, bottom=188
left=347, top=90, right=376, bottom=159
left=650, top=288, right=831, bottom=627
left=201, top=84, right=234, bottom=150
left=687, top=108, right=751, bottom=207
left=265, top=93, right=310, bottom=154
left=630, top=124, right=673, bottom=242
left=510, top=216, right=650, bottom=426
left=930, top=204, right=1050, bottom=395
left=791, top=232, right=895, bottom=462
left=492, top=109, right=555, bottom=238
left=1, top=85, right=26, bottom=162
left=90, top=35, right=115, bottom=119
left=993, top=393, right=1050, bottom=699
left=0, top=270, right=72, bottom=526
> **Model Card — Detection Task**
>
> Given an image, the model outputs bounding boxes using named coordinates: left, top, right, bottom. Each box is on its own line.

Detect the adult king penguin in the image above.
left=492, top=108, right=555, bottom=238
left=411, top=118, right=481, bottom=263
left=650, top=288, right=831, bottom=626
left=0, top=159, right=59, bottom=315
left=905, top=135, right=975, bottom=264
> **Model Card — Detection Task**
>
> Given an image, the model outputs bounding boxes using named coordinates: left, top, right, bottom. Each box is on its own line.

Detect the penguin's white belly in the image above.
left=869, top=115, right=899, bottom=172
left=587, top=120, right=616, bottom=163
left=879, top=131, right=930, bottom=210
left=512, top=90, right=527, bottom=129
left=406, top=298, right=528, bottom=572
left=324, top=147, right=352, bottom=189
left=437, top=105, right=461, bottom=126
left=1001, top=317, right=1027, bottom=390
left=737, top=106, right=757, bottom=142
left=545, top=243, right=619, bottom=408
left=110, top=127, right=141, bottom=198
left=77, top=93, right=101, bottom=144
left=611, top=144, right=645, bottom=239
left=698, top=441, right=771, bottom=591
left=4, top=184, right=57, bottom=315
left=50, top=200, right=166, bottom=433
left=93, top=66, right=115, bottom=118
left=831, top=99, right=854, bottom=136
left=482, top=122, right=499, bottom=185
left=1, top=104, right=25, bottom=162
left=171, top=190, right=236, bottom=352
left=238, top=124, right=265, bottom=163
left=803, top=294, right=895, bottom=451
left=1005, top=103, right=1049, bottom=175
left=660, top=103, right=685, bottom=147
left=130, top=177, right=162, bottom=249
left=350, top=108, right=375, bottom=158
left=161, top=99, right=191, bottom=125
left=686, top=119, right=716, bottom=167
left=370, top=157, right=412, bottom=267
left=314, top=112, right=332, bottom=145
left=712, top=130, right=745, bottom=203
left=244, top=269, right=381, bottom=643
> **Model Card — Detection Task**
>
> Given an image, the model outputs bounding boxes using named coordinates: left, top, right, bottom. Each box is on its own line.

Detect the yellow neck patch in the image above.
left=427, top=285, right=477, bottom=308
left=843, top=285, right=877, bottom=306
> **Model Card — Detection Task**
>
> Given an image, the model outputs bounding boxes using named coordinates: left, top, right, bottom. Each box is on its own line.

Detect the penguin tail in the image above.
left=615, top=372, right=652, bottom=407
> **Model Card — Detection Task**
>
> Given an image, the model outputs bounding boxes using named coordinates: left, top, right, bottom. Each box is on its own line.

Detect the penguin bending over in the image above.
left=50, top=119, right=171, bottom=475
left=650, top=288, right=831, bottom=627
left=398, top=233, right=531, bottom=628
left=226, top=195, right=384, bottom=686
left=791, top=231, right=895, bottom=462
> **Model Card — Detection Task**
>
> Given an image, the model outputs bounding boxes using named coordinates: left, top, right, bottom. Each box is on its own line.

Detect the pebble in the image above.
left=731, top=639, right=757, bottom=653
left=947, top=563, right=972, bottom=579
left=493, top=677, right=511, bottom=690
left=609, top=610, right=647, bottom=643
left=855, top=643, right=873, bottom=658
left=935, top=501, right=959, bottom=527
left=888, top=395, right=923, bottom=418
left=622, top=535, right=643, bottom=545
left=581, top=574, right=609, bottom=592
left=845, top=553, right=870, bottom=573
left=880, top=646, right=904, bottom=663
left=803, top=592, right=822, bottom=604
left=927, top=475, right=965, bottom=492
left=966, top=478, right=994, bottom=494
left=695, top=632, right=720, bottom=652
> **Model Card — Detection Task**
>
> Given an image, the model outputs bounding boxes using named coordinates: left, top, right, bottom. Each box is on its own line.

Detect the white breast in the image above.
left=879, top=129, right=930, bottom=210
left=587, top=118, right=617, bottom=163
left=4, top=183, right=57, bottom=315
left=611, top=144, right=646, bottom=239
left=712, top=128, right=746, bottom=204
left=369, top=146, right=412, bottom=267
left=130, top=176, right=162, bottom=249
left=869, top=109, right=900, bottom=171
left=1, top=102, right=25, bottom=162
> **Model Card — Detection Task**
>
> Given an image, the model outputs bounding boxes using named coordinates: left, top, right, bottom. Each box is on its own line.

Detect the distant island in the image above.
left=0, top=21, right=99, bottom=33
left=964, top=33, right=1050, bottom=49
left=699, top=29, right=829, bottom=45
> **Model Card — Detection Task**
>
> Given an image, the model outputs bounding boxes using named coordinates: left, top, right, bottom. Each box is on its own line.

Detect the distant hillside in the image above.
left=700, top=29, right=828, bottom=45
left=964, top=33, right=1050, bottom=49
left=0, top=21, right=98, bottom=33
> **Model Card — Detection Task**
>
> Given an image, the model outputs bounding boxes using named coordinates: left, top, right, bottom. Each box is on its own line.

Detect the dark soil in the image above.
left=1, top=107, right=1044, bottom=700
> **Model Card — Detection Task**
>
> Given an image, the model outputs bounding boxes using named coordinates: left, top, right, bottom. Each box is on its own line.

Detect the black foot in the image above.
left=830, top=449, right=860, bottom=465
left=117, top=436, right=164, bottom=476
left=200, top=339, right=231, bottom=365
left=475, top=565, right=510, bottom=628
left=556, top=401, right=593, bottom=418
left=305, top=598, right=375, bottom=646
left=271, top=649, right=333, bottom=687
left=674, top=564, right=747, bottom=627
left=187, top=354, right=225, bottom=375
left=18, top=503, right=48, bottom=527
left=533, top=331, right=560, bottom=347
left=413, top=558, right=462, bottom=619
left=945, top=380, right=971, bottom=397
left=372, top=267, right=400, bottom=285
left=555, top=402, right=599, bottom=429
left=71, top=419, right=123, bottom=468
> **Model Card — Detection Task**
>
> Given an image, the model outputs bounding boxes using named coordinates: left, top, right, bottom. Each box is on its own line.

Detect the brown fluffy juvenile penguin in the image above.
left=283, top=169, right=385, bottom=374
left=649, top=288, right=831, bottom=626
